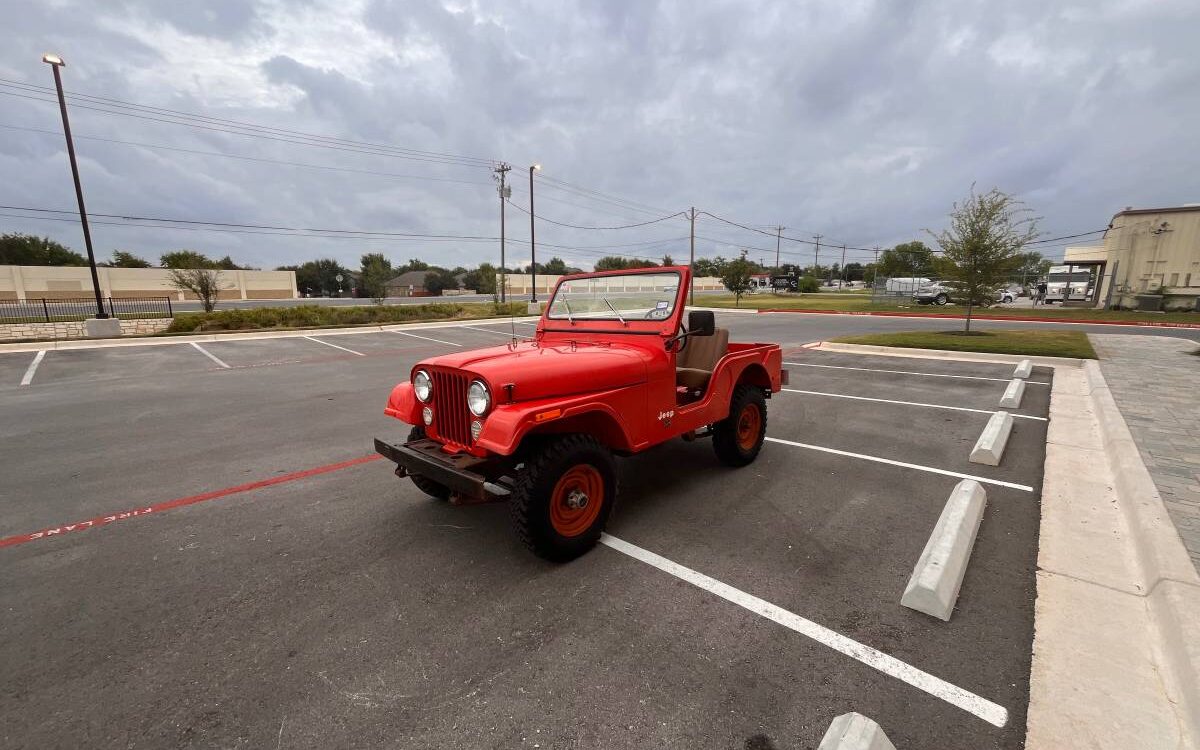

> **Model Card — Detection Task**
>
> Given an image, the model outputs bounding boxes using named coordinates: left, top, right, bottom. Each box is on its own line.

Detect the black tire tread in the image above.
left=712, top=384, right=768, bottom=467
left=510, top=434, right=616, bottom=561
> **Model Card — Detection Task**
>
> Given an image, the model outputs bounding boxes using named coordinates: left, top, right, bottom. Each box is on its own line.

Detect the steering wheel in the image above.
left=644, top=306, right=671, bottom=320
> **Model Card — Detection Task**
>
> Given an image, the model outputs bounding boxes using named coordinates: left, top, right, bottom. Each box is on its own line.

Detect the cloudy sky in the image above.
left=1, top=0, right=1197, bottom=271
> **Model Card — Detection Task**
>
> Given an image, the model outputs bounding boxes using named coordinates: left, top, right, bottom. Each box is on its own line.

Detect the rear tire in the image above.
left=406, top=426, right=451, bottom=501
left=935, top=293, right=948, bottom=305
left=510, top=434, right=616, bottom=561
left=713, top=385, right=768, bottom=467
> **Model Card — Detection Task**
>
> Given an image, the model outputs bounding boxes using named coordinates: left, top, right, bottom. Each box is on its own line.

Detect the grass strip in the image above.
left=831, top=329, right=1098, bottom=359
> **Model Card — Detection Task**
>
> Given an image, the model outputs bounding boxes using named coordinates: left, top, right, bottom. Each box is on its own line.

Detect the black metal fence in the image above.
left=0, top=297, right=174, bottom=324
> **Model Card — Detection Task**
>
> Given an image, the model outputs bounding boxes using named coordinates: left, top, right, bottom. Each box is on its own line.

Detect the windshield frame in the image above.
left=544, top=270, right=683, bottom=324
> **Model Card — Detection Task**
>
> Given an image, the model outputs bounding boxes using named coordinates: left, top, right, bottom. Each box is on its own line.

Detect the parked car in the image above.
left=913, top=282, right=951, bottom=305
left=886, top=277, right=931, bottom=294
left=374, top=266, right=786, bottom=561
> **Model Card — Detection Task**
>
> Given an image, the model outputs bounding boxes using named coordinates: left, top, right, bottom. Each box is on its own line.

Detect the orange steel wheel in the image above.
left=736, top=402, right=762, bottom=451
left=549, top=464, right=604, bottom=537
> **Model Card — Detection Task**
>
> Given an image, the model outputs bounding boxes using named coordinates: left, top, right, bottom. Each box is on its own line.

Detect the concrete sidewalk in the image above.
left=1092, top=334, right=1200, bottom=573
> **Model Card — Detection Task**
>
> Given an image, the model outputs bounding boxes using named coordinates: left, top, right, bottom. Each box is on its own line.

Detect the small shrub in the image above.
left=797, top=276, right=820, bottom=293
left=163, top=301, right=531, bottom=334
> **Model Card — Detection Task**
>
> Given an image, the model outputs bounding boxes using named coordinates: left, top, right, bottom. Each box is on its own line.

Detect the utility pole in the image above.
left=43, top=53, right=107, bottom=320
left=528, top=163, right=540, bottom=302
left=872, top=245, right=880, bottom=293
left=689, top=207, right=696, bottom=306
left=774, top=225, right=784, bottom=270
left=839, top=244, right=847, bottom=289
left=494, top=163, right=511, bottom=303
left=813, top=234, right=823, bottom=279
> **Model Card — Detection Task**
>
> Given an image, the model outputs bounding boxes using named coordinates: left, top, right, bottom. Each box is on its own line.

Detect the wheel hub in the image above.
left=565, top=489, right=589, bottom=510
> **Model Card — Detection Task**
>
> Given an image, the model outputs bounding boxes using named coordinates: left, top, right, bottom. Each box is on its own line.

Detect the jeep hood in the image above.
left=419, top=340, right=651, bottom=402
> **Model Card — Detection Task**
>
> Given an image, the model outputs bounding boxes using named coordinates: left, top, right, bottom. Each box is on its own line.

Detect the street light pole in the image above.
left=43, top=53, right=107, bottom=319
left=528, top=163, right=540, bottom=302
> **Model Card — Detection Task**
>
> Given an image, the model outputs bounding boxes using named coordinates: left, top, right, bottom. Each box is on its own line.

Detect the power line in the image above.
left=0, top=205, right=501, bottom=240
left=0, top=87, right=492, bottom=169
left=0, top=78, right=495, bottom=167
left=504, top=199, right=685, bottom=230
left=0, top=123, right=495, bottom=186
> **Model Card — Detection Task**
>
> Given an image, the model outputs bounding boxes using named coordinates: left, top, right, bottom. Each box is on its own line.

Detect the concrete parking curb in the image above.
left=818, top=712, right=896, bottom=750
left=999, top=378, right=1026, bottom=408
left=0, top=316, right=544, bottom=353
left=969, top=411, right=1013, bottom=466
left=1013, top=359, right=1033, bottom=379
left=1026, top=361, right=1200, bottom=749
left=901, top=479, right=987, bottom=621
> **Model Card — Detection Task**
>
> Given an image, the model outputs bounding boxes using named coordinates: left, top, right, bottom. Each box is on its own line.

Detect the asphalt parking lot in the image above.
left=1, top=314, right=1051, bottom=749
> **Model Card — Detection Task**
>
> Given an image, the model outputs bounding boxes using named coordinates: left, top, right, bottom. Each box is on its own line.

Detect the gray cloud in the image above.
left=1, top=0, right=1197, bottom=271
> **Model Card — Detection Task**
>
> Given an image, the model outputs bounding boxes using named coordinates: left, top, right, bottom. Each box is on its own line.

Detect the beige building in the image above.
left=0, top=265, right=298, bottom=302
left=497, top=273, right=726, bottom=298
left=1078, top=205, right=1200, bottom=311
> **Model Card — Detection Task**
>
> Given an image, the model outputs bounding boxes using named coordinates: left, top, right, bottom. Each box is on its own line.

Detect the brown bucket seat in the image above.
left=676, top=327, right=729, bottom=392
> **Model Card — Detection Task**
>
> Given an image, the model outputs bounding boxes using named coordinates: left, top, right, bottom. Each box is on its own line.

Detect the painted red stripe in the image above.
left=0, top=454, right=383, bottom=550
left=755, top=308, right=1200, bottom=328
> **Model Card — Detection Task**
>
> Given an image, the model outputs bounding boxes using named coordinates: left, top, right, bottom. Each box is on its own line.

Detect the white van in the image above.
left=884, top=277, right=931, bottom=294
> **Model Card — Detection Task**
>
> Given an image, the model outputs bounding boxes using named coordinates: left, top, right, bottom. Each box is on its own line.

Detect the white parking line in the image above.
left=303, top=336, right=365, bottom=356
left=764, top=436, right=1035, bottom=492
left=458, top=325, right=523, bottom=338
left=600, top=533, right=1009, bottom=727
left=782, top=388, right=1048, bottom=421
left=784, top=361, right=1050, bottom=386
left=20, top=350, right=46, bottom=386
left=388, top=330, right=463, bottom=347
left=190, top=342, right=231, bottom=369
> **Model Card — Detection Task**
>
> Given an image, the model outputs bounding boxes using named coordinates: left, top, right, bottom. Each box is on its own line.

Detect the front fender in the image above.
left=384, top=382, right=422, bottom=424
left=475, top=386, right=637, bottom=455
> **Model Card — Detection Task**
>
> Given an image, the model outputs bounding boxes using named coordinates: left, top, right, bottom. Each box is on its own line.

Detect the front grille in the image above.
left=430, top=368, right=472, bottom=447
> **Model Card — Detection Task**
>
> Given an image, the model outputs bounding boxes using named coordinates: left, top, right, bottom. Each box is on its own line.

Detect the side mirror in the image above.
left=688, top=310, right=715, bottom=337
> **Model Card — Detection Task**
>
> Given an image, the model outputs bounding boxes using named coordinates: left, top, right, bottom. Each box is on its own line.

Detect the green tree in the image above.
left=107, top=250, right=152, bottom=268
left=661, top=254, right=674, bottom=266
left=0, top=233, right=87, bottom=266
left=215, top=255, right=249, bottom=270
left=1013, top=250, right=1052, bottom=279
left=461, top=262, right=498, bottom=295
left=359, top=252, right=393, bottom=304
left=928, top=187, right=1040, bottom=332
left=877, top=241, right=936, bottom=279
left=594, top=256, right=629, bottom=271
left=398, top=258, right=429, bottom=274
left=797, top=276, right=820, bottom=293
left=281, top=258, right=348, bottom=297
left=161, top=250, right=218, bottom=269
left=541, top=256, right=568, bottom=275
left=423, top=268, right=458, bottom=296
left=843, top=262, right=865, bottom=282
left=720, top=252, right=755, bottom=307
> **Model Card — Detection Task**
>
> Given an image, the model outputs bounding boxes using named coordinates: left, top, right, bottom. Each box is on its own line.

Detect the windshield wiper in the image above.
left=561, top=299, right=575, bottom=324
left=602, top=297, right=626, bottom=325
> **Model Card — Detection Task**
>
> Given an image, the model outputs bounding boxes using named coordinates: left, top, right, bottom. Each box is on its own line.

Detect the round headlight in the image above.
left=413, top=370, right=432, bottom=402
left=467, top=379, right=491, bottom=417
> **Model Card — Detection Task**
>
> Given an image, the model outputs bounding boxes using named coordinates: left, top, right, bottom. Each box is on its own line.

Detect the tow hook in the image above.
left=394, top=465, right=409, bottom=479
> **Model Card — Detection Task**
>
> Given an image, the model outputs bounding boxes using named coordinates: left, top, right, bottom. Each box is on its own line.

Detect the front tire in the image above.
left=713, top=385, right=768, bottom=467
left=406, top=426, right=452, bottom=501
left=510, top=434, right=616, bottom=561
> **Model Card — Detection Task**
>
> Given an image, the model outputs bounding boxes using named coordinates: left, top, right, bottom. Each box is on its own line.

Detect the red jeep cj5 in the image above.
left=375, top=266, right=785, bottom=561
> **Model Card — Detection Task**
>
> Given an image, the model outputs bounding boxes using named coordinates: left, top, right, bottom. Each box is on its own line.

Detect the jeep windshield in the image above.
left=547, top=271, right=681, bottom=322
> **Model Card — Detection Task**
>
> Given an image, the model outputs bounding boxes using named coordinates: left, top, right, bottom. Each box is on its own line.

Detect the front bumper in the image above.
left=374, top=437, right=512, bottom=502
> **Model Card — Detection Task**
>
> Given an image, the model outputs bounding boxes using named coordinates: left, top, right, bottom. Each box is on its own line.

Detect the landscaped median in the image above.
left=830, top=329, right=1098, bottom=359
left=704, top=293, right=1200, bottom=327
left=163, top=301, right=529, bottom=334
